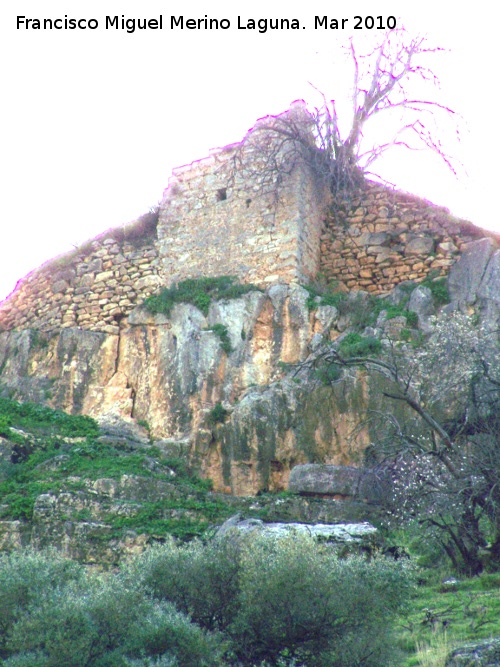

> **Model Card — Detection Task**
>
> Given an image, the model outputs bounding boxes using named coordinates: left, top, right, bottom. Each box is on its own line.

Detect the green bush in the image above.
left=3, top=552, right=224, bottom=667
left=208, top=403, right=229, bottom=425
left=124, top=658, right=178, bottom=667
left=144, top=276, right=260, bottom=317
left=0, top=539, right=414, bottom=667
left=233, top=535, right=413, bottom=666
left=339, top=332, right=382, bottom=358
left=0, top=397, right=99, bottom=438
left=405, top=311, right=418, bottom=327
left=7, top=579, right=149, bottom=667
left=2, top=652, right=50, bottom=667
left=0, top=415, right=12, bottom=437
left=132, top=533, right=413, bottom=667
left=305, top=286, right=348, bottom=312
left=128, top=602, right=225, bottom=667
left=0, top=549, right=84, bottom=658
left=208, top=324, right=232, bottom=355
left=134, top=537, right=242, bottom=632
left=421, top=275, right=450, bottom=305
left=314, top=363, right=343, bottom=385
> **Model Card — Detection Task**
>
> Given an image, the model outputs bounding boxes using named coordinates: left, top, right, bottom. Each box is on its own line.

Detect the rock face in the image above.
left=1, top=237, right=500, bottom=498
left=0, top=285, right=389, bottom=496
left=288, top=464, right=388, bottom=505
left=446, top=638, right=500, bottom=666
left=216, top=514, right=379, bottom=550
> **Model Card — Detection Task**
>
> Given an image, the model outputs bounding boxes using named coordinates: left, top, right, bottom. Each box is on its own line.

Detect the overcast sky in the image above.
left=0, top=0, right=496, bottom=301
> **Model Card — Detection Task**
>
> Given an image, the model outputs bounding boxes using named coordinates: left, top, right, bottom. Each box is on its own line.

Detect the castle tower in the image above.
left=156, top=104, right=329, bottom=287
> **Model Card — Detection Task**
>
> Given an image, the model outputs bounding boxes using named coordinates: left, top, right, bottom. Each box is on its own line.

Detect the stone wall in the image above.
left=320, top=182, right=491, bottom=293
left=0, top=105, right=328, bottom=334
left=0, top=108, right=495, bottom=334
left=157, top=111, right=326, bottom=288
left=0, top=233, right=160, bottom=334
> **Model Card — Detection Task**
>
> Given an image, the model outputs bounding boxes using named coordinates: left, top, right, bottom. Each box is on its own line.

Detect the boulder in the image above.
left=215, top=513, right=378, bottom=545
left=96, top=414, right=151, bottom=449
left=384, top=281, right=416, bottom=307
left=446, top=638, right=500, bottom=666
left=289, top=464, right=364, bottom=497
left=448, top=237, right=497, bottom=306
left=477, top=249, right=500, bottom=330
left=405, top=237, right=435, bottom=255
left=408, top=285, right=435, bottom=333
left=288, top=464, right=388, bottom=504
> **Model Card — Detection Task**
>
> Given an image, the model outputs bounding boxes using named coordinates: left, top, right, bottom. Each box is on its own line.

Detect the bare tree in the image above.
left=228, top=28, right=458, bottom=215
left=305, top=314, right=500, bottom=575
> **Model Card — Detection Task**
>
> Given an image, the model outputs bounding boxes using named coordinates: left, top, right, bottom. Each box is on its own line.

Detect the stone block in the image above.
left=94, top=271, right=114, bottom=283
left=405, top=236, right=435, bottom=256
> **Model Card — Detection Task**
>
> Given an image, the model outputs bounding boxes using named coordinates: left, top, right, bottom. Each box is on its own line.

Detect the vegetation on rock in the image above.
left=144, top=276, right=260, bottom=317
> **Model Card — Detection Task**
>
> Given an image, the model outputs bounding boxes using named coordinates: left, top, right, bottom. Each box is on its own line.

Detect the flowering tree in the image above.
left=311, top=313, right=500, bottom=574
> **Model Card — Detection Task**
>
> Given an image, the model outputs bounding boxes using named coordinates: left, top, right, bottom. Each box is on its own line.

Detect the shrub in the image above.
left=305, top=286, right=347, bottom=312
left=208, top=324, right=232, bottom=355
left=208, top=403, right=229, bottom=425
left=0, top=397, right=99, bottom=438
left=421, top=276, right=450, bottom=306
left=0, top=549, right=84, bottom=658
left=314, top=363, right=343, bottom=385
left=144, top=276, right=260, bottom=317
left=133, top=537, right=242, bottom=632
left=128, top=602, right=225, bottom=667
left=7, top=578, right=148, bottom=667
left=406, top=310, right=419, bottom=327
left=231, top=535, right=413, bottom=666
left=339, top=332, right=382, bottom=357
left=132, top=534, right=413, bottom=667
left=0, top=415, right=12, bottom=437
left=2, top=652, right=50, bottom=667
left=0, top=548, right=226, bottom=667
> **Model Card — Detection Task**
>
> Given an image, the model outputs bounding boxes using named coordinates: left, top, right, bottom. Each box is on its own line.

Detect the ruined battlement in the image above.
left=0, top=105, right=493, bottom=334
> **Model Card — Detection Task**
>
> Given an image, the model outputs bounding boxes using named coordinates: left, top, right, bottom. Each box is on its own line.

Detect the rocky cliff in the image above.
left=0, top=284, right=373, bottom=496
left=2, top=235, right=499, bottom=500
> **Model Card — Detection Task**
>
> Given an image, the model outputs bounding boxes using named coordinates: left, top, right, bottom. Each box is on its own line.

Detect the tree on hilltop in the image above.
left=231, top=27, right=459, bottom=210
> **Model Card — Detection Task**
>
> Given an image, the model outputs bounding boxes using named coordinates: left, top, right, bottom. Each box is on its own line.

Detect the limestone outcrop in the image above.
left=0, top=285, right=380, bottom=495
left=1, top=237, right=499, bottom=497
left=446, top=638, right=500, bottom=666
left=215, top=514, right=379, bottom=552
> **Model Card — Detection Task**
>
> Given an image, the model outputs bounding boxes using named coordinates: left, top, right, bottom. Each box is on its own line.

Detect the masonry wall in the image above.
left=320, top=182, right=490, bottom=293
left=0, top=234, right=160, bottom=334
left=157, top=139, right=326, bottom=288
left=0, top=123, right=495, bottom=335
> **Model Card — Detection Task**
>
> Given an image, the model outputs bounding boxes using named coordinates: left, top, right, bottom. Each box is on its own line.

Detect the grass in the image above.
left=398, top=572, right=500, bottom=666
left=414, top=633, right=453, bottom=667
left=305, top=286, right=348, bottom=312
left=144, top=276, right=260, bottom=317
left=0, top=397, right=99, bottom=439
left=0, top=398, right=226, bottom=538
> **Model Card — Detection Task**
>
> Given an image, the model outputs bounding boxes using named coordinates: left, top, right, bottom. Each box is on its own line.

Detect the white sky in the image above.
left=0, top=0, right=497, bottom=301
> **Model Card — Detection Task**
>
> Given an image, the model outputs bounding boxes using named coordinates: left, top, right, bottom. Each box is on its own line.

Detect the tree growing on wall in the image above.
left=307, top=313, right=500, bottom=575
left=232, top=28, right=458, bottom=210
